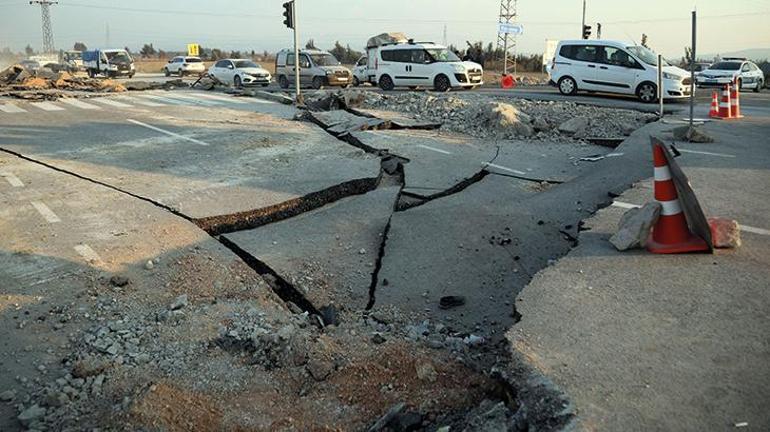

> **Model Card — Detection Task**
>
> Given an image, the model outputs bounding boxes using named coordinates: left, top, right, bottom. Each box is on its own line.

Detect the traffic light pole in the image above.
left=292, top=0, right=301, bottom=104
left=581, top=0, right=586, bottom=38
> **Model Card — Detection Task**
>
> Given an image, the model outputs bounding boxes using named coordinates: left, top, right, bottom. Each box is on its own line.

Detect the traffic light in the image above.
left=282, top=1, right=294, bottom=29
left=582, top=25, right=592, bottom=40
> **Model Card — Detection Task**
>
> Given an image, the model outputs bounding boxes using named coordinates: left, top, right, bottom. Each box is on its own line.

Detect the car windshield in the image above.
left=106, top=52, right=132, bottom=63
left=426, top=48, right=461, bottom=62
left=626, top=45, right=668, bottom=66
left=186, top=58, right=202, bottom=63
left=234, top=60, right=259, bottom=68
left=310, top=54, right=340, bottom=66
left=709, top=62, right=742, bottom=71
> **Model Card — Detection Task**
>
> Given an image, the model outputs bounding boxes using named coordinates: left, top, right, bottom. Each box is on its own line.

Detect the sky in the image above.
left=1, top=0, right=769, bottom=58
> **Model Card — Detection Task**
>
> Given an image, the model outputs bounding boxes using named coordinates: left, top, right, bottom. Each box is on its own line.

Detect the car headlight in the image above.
left=662, top=72, right=682, bottom=80
left=109, top=65, right=118, bottom=70
left=451, top=64, right=466, bottom=73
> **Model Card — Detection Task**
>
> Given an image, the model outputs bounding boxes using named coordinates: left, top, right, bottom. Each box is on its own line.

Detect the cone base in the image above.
left=646, top=231, right=711, bottom=254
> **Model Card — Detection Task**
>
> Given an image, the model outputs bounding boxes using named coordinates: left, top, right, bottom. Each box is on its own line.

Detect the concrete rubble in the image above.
left=609, top=202, right=662, bottom=251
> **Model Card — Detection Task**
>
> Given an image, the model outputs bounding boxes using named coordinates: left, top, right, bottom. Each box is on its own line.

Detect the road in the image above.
left=1, top=85, right=768, bottom=430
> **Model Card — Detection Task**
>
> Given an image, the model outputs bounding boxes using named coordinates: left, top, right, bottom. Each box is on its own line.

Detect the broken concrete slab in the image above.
left=307, top=110, right=389, bottom=136
left=348, top=107, right=442, bottom=130
left=609, top=202, right=661, bottom=251
left=223, top=187, right=401, bottom=311
left=371, top=175, right=558, bottom=337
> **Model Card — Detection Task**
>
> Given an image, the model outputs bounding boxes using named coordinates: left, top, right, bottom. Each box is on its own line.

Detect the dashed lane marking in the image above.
left=416, top=144, right=452, bottom=155
left=126, top=118, right=210, bottom=146
left=30, top=101, right=65, bottom=111
left=74, top=244, right=104, bottom=265
left=30, top=201, right=61, bottom=223
left=59, top=99, right=102, bottom=110
left=190, top=92, right=249, bottom=104
left=115, top=96, right=165, bottom=107
left=1, top=172, right=24, bottom=187
left=485, top=162, right=527, bottom=176
left=677, top=148, right=736, bottom=158
left=162, top=94, right=222, bottom=106
left=0, top=103, right=27, bottom=113
left=135, top=94, right=188, bottom=105
left=92, top=98, right=133, bottom=108
left=612, top=201, right=769, bottom=236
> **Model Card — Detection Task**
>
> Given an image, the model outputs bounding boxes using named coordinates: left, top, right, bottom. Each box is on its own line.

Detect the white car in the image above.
left=208, top=59, right=271, bottom=88
left=164, top=56, right=206, bottom=77
left=368, top=41, right=483, bottom=91
left=696, top=59, right=764, bottom=92
left=352, top=56, right=368, bottom=86
left=548, top=39, right=691, bottom=102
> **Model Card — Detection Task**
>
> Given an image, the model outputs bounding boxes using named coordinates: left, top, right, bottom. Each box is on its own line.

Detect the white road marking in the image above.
left=164, top=94, right=221, bottom=106
left=485, top=162, right=527, bottom=176
left=417, top=144, right=452, bottom=155
left=115, top=96, right=165, bottom=107
left=1, top=172, right=24, bottom=187
left=74, top=244, right=103, bottom=265
left=58, top=99, right=101, bottom=110
left=30, top=201, right=61, bottom=223
left=136, top=94, right=187, bottom=105
left=0, top=103, right=27, bottom=113
left=191, top=92, right=248, bottom=104
left=613, top=201, right=769, bottom=236
left=126, top=119, right=209, bottom=146
left=30, top=101, right=65, bottom=111
left=92, top=98, right=133, bottom=108
left=677, top=148, right=736, bottom=158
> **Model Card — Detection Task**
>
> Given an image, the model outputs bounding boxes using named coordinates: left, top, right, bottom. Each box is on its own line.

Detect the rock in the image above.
left=439, top=295, right=466, bottom=310
left=708, top=217, right=741, bottom=249
left=464, top=334, right=485, bottom=347
left=480, top=102, right=534, bottom=137
left=109, top=275, right=130, bottom=287
left=168, top=294, right=188, bottom=310
left=461, top=400, right=512, bottom=432
left=144, top=260, right=154, bottom=270
left=0, top=390, right=16, bottom=402
left=405, top=321, right=430, bottom=339
left=558, top=116, right=589, bottom=136
left=306, top=358, right=334, bottom=381
left=393, top=411, right=424, bottom=431
left=371, top=333, right=387, bottom=344
left=17, top=404, right=46, bottom=427
left=533, top=117, right=550, bottom=132
left=368, top=402, right=406, bottom=432
left=319, top=305, right=339, bottom=326
left=72, top=356, right=109, bottom=378
left=672, top=125, right=714, bottom=143
left=415, top=361, right=438, bottom=383
left=609, top=202, right=662, bottom=251
left=43, top=391, right=68, bottom=407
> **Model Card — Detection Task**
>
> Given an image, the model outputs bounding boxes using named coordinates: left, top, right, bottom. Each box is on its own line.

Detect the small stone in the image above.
left=306, top=358, right=334, bottom=381
left=464, top=334, right=485, bottom=347
left=708, top=217, right=741, bottom=249
left=109, top=275, right=129, bottom=287
left=371, top=333, right=386, bottom=344
left=144, top=260, right=154, bottom=270
left=0, top=390, right=16, bottom=402
left=18, top=404, right=46, bottom=427
left=558, top=116, right=589, bottom=136
left=168, top=294, right=188, bottom=311
left=609, top=202, right=662, bottom=251
left=415, top=361, right=438, bottom=383
left=359, top=248, right=367, bottom=255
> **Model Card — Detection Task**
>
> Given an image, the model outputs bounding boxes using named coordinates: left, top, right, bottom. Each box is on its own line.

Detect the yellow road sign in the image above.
left=187, top=44, right=199, bottom=56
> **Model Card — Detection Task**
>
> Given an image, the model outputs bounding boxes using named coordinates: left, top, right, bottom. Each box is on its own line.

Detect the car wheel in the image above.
left=164, top=68, right=170, bottom=77
left=379, top=75, right=394, bottom=91
left=128, top=73, right=135, bottom=79
left=234, top=75, right=242, bottom=89
left=434, top=74, right=451, bottom=92
left=557, top=76, right=578, bottom=96
left=353, top=76, right=360, bottom=87
left=408, top=86, right=418, bottom=90
left=278, top=75, right=289, bottom=89
left=312, top=76, right=325, bottom=90
left=179, top=69, right=185, bottom=77
left=754, top=79, right=763, bottom=93
left=636, top=82, right=657, bottom=103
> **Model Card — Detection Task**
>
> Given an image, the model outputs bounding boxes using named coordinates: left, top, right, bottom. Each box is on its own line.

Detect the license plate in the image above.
left=706, top=79, right=716, bottom=83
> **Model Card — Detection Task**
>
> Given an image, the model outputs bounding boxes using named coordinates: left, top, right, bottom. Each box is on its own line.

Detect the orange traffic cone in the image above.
left=647, top=142, right=710, bottom=254
left=730, top=80, right=743, bottom=118
left=717, top=84, right=732, bottom=119
left=708, top=91, right=719, bottom=118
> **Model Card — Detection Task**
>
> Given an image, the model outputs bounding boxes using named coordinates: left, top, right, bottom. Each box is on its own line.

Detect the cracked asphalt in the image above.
left=2, top=86, right=768, bottom=430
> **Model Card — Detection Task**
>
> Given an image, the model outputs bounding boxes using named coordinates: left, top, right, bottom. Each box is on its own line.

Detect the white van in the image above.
left=548, top=40, right=691, bottom=102
left=368, top=41, right=483, bottom=91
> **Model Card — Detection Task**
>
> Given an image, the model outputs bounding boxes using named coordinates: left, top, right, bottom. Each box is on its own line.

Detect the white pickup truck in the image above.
left=82, top=49, right=135, bottom=78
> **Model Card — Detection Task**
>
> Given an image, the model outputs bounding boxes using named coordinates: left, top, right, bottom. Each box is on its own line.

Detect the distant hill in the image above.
left=700, top=48, right=770, bottom=61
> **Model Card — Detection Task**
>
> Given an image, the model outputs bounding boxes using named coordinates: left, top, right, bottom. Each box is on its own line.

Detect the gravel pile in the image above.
left=361, top=92, right=657, bottom=141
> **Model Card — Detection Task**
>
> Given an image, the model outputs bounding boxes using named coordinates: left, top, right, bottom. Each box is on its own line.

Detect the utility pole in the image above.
left=496, top=0, right=517, bottom=75
left=443, top=24, right=447, bottom=46
left=688, top=10, right=696, bottom=132
left=581, top=0, right=586, bottom=39
left=29, top=0, right=58, bottom=54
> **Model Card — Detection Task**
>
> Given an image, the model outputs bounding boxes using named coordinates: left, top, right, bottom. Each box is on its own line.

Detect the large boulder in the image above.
left=609, top=202, right=662, bottom=251
left=480, top=102, right=534, bottom=137
left=558, top=116, right=589, bottom=136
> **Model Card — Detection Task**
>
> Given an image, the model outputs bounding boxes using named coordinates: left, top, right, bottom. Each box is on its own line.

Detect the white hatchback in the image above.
left=208, top=59, right=272, bottom=88
left=548, top=40, right=691, bottom=102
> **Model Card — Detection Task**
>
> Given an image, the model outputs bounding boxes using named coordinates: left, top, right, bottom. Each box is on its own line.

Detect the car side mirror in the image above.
left=228, top=65, right=234, bottom=69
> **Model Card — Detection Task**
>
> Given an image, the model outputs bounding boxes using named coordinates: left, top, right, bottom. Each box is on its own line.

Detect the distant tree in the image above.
left=641, top=34, right=649, bottom=48
left=73, top=42, right=87, bottom=51
left=230, top=50, right=242, bottom=58
left=250, top=50, right=255, bottom=57
left=328, top=41, right=363, bottom=64
left=683, top=46, right=693, bottom=65
left=140, top=43, right=156, bottom=57
left=305, top=39, right=317, bottom=49
left=157, top=49, right=166, bottom=59
left=25, top=45, right=35, bottom=56
left=210, top=48, right=224, bottom=60
left=124, top=46, right=131, bottom=54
